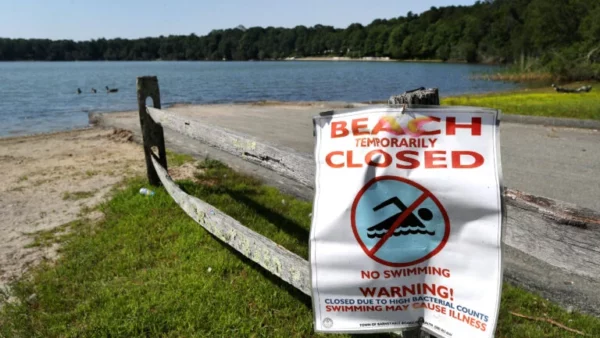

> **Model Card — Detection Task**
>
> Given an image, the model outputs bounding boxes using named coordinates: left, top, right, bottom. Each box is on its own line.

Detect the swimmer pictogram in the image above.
left=367, top=197, right=436, bottom=238
left=351, top=176, right=450, bottom=267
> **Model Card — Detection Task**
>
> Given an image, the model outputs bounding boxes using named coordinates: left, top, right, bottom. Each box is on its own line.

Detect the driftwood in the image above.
left=551, top=84, right=592, bottom=93
left=150, top=155, right=312, bottom=296
left=505, top=189, right=600, bottom=279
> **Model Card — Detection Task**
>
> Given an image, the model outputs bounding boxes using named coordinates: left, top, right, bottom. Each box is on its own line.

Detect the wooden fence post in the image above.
left=389, top=87, right=439, bottom=338
left=137, top=76, right=167, bottom=186
left=389, top=87, right=440, bottom=105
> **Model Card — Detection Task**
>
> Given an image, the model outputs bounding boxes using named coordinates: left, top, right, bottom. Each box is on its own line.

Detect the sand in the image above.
left=0, top=128, right=146, bottom=290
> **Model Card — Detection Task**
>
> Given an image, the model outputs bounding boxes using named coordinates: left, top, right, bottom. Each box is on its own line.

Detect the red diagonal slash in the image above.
left=368, top=192, right=429, bottom=255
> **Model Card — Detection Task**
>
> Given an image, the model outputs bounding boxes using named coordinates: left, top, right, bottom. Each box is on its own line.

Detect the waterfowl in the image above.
left=105, top=86, right=118, bottom=93
left=77, top=88, right=82, bottom=94
left=91, top=88, right=97, bottom=93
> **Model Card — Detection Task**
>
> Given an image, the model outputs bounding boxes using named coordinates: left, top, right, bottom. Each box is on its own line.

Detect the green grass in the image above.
left=1, top=159, right=599, bottom=337
left=498, top=284, right=597, bottom=337
left=85, top=170, right=100, bottom=177
left=24, top=220, right=84, bottom=249
left=166, top=150, right=195, bottom=166
left=61, top=190, right=97, bottom=201
left=442, top=84, right=600, bottom=120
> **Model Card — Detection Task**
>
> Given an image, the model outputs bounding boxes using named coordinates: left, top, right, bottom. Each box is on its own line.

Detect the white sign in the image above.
left=310, top=107, right=503, bottom=338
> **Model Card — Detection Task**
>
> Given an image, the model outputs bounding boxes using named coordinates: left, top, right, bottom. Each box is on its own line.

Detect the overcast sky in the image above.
left=0, top=0, right=476, bottom=41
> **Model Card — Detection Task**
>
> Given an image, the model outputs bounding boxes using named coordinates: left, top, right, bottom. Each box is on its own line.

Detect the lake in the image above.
left=0, top=61, right=518, bottom=137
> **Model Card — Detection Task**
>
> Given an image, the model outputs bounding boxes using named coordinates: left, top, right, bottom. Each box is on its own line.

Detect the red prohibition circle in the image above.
left=351, top=175, right=450, bottom=267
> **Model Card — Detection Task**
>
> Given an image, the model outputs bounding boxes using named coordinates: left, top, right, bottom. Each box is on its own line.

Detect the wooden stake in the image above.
left=137, top=76, right=167, bottom=186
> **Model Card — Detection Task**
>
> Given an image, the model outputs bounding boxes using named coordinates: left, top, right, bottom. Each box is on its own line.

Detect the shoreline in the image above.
left=284, top=56, right=466, bottom=64
left=2, top=80, right=597, bottom=140
left=0, top=58, right=468, bottom=64
left=4, top=88, right=598, bottom=140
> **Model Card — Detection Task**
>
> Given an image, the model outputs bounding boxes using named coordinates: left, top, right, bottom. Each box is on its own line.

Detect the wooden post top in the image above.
left=389, top=88, right=440, bottom=105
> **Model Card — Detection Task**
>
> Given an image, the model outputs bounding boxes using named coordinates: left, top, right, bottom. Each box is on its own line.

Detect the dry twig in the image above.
left=509, top=311, right=587, bottom=336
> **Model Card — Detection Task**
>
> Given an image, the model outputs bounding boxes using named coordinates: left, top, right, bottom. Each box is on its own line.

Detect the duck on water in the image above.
left=105, top=86, right=118, bottom=93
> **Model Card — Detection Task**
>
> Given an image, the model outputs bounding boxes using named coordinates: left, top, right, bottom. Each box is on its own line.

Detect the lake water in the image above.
left=0, top=61, right=518, bottom=136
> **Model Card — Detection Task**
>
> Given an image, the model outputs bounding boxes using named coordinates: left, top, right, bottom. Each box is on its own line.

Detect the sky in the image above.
left=0, top=0, right=476, bottom=41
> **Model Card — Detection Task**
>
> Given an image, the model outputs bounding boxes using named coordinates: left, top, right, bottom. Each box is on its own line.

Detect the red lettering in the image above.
left=390, top=270, right=402, bottom=278
left=359, top=287, right=376, bottom=297
left=347, top=151, right=362, bottom=168
left=372, top=118, right=404, bottom=135
left=396, top=151, right=420, bottom=169
left=452, top=151, right=484, bottom=169
left=446, top=117, right=482, bottom=136
left=425, top=151, right=447, bottom=168
left=437, top=286, right=450, bottom=299
left=331, top=121, right=349, bottom=138
left=352, top=118, right=370, bottom=136
left=423, top=283, right=436, bottom=296
left=421, top=116, right=442, bottom=135
left=325, top=151, right=344, bottom=168
left=402, top=284, right=416, bottom=296
left=377, top=288, right=390, bottom=297
left=366, top=150, right=392, bottom=167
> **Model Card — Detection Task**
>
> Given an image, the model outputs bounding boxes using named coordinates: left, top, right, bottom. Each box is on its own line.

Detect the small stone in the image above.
left=564, top=281, right=574, bottom=285
left=207, top=267, right=212, bottom=273
left=26, top=293, right=37, bottom=303
left=567, top=306, right=574, bottom=314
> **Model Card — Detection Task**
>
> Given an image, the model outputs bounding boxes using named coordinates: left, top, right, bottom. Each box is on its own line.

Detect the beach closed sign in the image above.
left=310, top=107, right=503, bottom=337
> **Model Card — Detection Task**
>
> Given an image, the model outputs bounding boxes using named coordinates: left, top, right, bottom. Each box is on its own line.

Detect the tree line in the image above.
left=0, top=0, right=598, bottom=79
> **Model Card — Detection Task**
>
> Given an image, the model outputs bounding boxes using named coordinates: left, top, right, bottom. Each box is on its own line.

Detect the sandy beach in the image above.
left=0, top=128, right=146, bottom=289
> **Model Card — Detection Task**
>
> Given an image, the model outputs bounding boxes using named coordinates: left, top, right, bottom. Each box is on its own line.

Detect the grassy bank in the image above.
left=1, top=158, right=599, bottom=337
left=472, top=72, right=553, bottom=82
left=443, top=83, right=600, bottom=120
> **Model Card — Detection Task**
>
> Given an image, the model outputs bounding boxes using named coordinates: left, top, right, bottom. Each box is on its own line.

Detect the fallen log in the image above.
left=551, top=84, right=592, bottom=93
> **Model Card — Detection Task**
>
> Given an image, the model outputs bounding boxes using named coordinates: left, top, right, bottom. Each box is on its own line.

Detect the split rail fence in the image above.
left=136, top=76, right=600, bottom=337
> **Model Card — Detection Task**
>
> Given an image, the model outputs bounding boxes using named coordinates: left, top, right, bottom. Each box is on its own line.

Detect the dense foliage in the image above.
left=1, top=0, right=598, bottom=79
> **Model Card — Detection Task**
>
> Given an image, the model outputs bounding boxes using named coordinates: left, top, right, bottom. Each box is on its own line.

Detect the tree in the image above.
left=0, top=0, right=596, bottom=81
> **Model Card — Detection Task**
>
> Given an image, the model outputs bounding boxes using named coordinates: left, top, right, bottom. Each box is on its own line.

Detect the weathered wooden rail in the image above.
left=137, top=76, right=600, bottom=337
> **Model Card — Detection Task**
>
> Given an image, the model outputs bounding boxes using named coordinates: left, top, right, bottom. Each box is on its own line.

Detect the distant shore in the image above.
left=284, top=56, right=393, bottom=62
left=282, top=56, right=452, bottom=63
